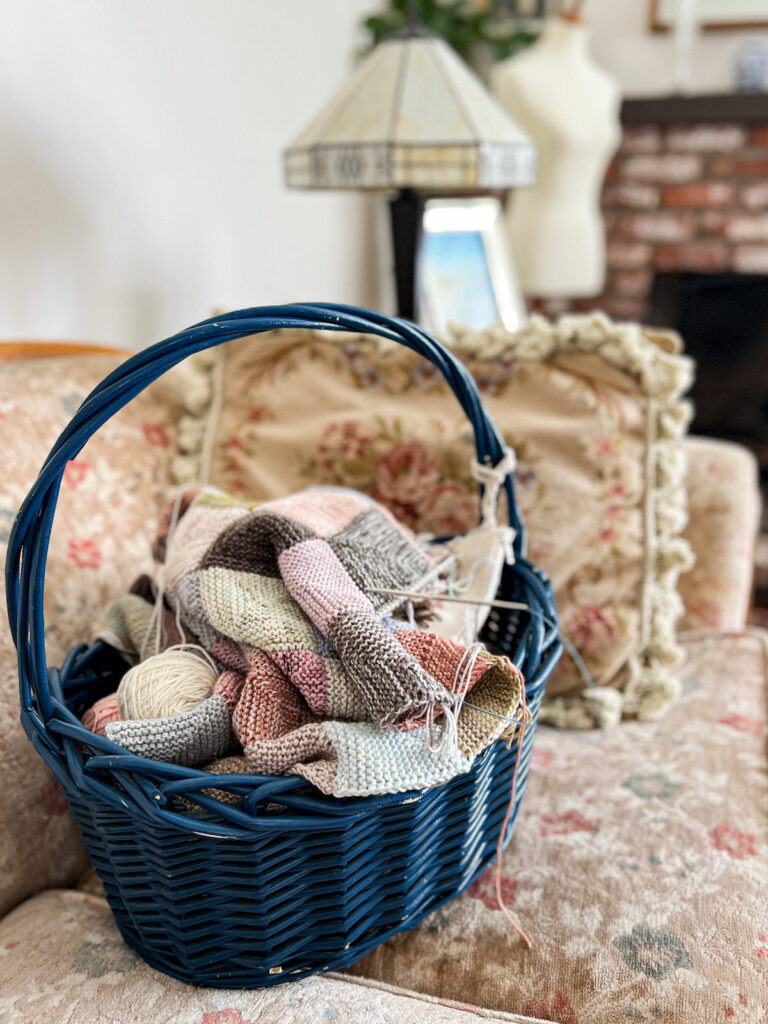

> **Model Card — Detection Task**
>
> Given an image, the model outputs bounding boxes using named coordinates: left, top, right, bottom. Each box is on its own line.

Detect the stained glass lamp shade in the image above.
left=284, top=29, right=536, bottom=191
left=284, top=27, right=537, bottom=320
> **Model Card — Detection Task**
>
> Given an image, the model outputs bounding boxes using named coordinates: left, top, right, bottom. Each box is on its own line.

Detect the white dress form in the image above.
left=492, top=17, right=621, bottom=298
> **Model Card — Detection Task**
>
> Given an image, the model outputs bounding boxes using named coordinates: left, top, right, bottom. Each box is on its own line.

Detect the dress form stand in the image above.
left=492, top=15, right=621, bottom=298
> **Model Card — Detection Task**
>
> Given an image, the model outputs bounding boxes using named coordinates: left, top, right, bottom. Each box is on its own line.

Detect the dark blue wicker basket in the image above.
left=6, top=303, right=561, bottom=988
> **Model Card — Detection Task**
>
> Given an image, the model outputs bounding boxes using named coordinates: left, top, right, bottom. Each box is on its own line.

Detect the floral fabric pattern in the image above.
left=345, top=632, right=768, bottom=1023
left=0, top=890, right=526, bottom=1023
left=4, top=631, right=763, bottom=1024
left=188, top=320, right=694, bottom=723
left=0, top=352, right=189, bottom=917
left=613, top=924, right=692, bottom=981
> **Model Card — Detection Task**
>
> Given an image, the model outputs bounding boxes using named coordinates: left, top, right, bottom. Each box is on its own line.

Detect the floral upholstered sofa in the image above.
left=0, top=342, right=765, bottom=1024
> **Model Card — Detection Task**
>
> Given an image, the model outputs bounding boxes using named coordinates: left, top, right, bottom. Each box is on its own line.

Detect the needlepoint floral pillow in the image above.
left=171, top=314, right=694, bottom=727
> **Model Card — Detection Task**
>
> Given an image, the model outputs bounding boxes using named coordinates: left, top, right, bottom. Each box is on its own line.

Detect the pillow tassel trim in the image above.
left=448, top=313, right=695, bottom=727
left=170, top=347, right=222, bottom=487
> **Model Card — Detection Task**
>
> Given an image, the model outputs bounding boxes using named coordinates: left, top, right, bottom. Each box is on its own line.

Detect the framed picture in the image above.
left=416, top=197, right=525, bottom=338
left=651, top=0, right=768, bottom=30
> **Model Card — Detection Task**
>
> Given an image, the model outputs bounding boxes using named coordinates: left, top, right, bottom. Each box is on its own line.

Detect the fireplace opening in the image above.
left=648, top=271, right=768, bottom=486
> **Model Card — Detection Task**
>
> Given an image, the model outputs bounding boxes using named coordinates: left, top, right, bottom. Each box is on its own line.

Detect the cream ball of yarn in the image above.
left=117, top=648, right=217, bottom=720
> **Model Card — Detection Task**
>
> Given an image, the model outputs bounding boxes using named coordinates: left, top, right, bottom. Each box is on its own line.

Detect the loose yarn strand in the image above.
left=426, top=642, right=484, bottom=753
left=140, top=488, right=187, bottom=660
left=470, top=448, right=516, bottom=529
left=367, top=585, right=603, bottom=728
left=495, top=680, right=532, bottom=949
left=452, top=642, right=483, bottom=718
left=163, top=489, right=188, bottom=653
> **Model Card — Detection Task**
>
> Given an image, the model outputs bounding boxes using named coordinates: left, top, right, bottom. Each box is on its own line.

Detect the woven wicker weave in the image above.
left=6, top=304, right=561, bottom=987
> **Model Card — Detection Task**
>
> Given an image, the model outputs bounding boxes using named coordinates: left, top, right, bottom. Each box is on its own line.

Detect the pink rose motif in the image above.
left=467, top=868, right=517, bottom=911
left=142, top=422, right=170, bottom=448
left=593, top=436, right=616, bottom=459
left=318, top=420, right=373, bottom=462
left=529, top=541, right=554, bottom=563
left=41, top=779, right=68, bottom=815
left=67, top=538, right=102, bottom=570
left=496, top=351, right=518, bottom=377
left=373, top=441, right=440, bottom=509
left=525, top=992, right=577, bottom=1024
left=63, top=460, right=90, bottom=490
left=567, top=605, right=616, bottom=655
left=419, top=483, right=477, bottom=536
left=540, top=810, right=593, bottom=837
left=709, top=823, right=757, bottom=860
left=201, top=1013, right=252, bottom=1024
left=687, top=600, right=723, bottom=628
left=706, top=457, right=737, bottom=480
left=0, top=400, right=19, bottom=419
left=531, top=747, right=553, bottom=772
left=718, top=714, right=764, bottom=738
left=247, top=404, right=269, bottom=423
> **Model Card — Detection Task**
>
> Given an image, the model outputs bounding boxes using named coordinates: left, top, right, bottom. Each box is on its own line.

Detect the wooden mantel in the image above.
left=622, top=92, right=768, bottom=124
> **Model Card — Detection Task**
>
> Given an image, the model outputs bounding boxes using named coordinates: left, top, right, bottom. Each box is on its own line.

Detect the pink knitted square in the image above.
left=269, top=648, right=328, bottom=716
left=395, top=630, right=488, bottom=694
left=278, top=538, right=373, bottom=633
left=266, top=490, right=369, bottom=537
left=233, top=650, right=305, bottom=745
left=213, top=671, right=245, bottom=714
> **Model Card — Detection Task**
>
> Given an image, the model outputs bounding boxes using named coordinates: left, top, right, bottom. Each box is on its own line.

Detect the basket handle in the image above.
left=6, top=303, right=524, bottom=723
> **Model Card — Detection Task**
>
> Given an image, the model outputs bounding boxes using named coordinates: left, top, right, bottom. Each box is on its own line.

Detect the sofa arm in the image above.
left=678, top=436, right=760, bottom=631
left=0, top=890, right=528, bottom=1023
left=0, top=349, right=190, bottom=917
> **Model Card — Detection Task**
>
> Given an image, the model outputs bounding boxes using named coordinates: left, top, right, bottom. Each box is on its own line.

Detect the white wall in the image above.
left=0, top=0, right=374, bottom=349
left=2, top=0, right=764, bottom=349
left=586, top=0, right=768, bottom=96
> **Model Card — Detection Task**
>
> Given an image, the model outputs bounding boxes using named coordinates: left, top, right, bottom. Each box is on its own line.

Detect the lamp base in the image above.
left=389, top=188, right=426, bottom=322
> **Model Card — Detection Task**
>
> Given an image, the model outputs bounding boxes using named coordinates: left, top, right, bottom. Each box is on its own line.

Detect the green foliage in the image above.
left=362, top=0, right=538, bottom=65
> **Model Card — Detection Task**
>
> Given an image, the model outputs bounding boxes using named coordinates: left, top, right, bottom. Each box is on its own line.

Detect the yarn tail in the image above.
left=495, top=683, right=532, bottom=949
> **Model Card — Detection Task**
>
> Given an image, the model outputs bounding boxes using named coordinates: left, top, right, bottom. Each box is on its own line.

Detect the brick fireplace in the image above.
left=599, top=98, right=768, bottom=323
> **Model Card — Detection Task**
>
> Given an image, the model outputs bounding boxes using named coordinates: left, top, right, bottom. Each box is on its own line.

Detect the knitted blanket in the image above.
left=96, top=486, right=525, bottom=798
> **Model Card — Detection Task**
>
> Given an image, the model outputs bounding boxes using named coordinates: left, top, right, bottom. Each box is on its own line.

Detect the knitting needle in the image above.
left=367, top=585, right=603, bottom=726
left=367, top=587, right=530, bottom=613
